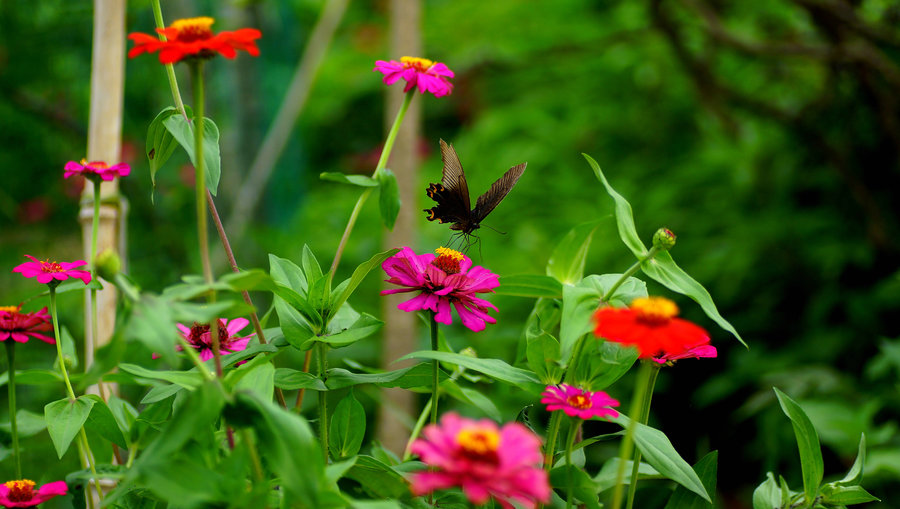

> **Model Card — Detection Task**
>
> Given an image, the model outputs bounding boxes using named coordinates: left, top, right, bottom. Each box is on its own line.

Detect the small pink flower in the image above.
left=374, top=56, right=454, bottom=97
left=410, top=413, right=550, bottom=509
left=540, top=384, right=620, bottom=420
left=0, top=306, right=53, bottom=345
left=64, top=159, right=131, bottom=181
left=381, top=247, right=499, bottom=332
left=12, top=255, right=91, bottom=286
left=0, top=479, right=67, bottom=507
left=652, top=344, right=718, bottom=365
left=175, top=318, right=254, bottom=362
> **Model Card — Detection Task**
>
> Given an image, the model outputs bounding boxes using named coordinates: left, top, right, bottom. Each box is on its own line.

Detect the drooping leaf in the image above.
left=526, top=332, right=564, bottom=385
left=441, top=380, right=502, bottom=421
left=145, top=107, right=182, bottom=201
left=399, top=350, right=543, bottom=393
left=315, top=313, right=383, bottom=349
left=118, top=363, right=204, bottom=389
left=664, top=451, right=718, bottom=509
left=495, top=274, right=563, bottom=298
left=328, top=248, right=400, bottom=323
left=329, top=391, right=366, bottom=459
left=82, top=395, right=128, bottom=449
left=583, top=154, right=647, bottom=258
left=547, top=220, right=603, bottom=285
left=774, top=388, right=823, bottom=504
left=320, top=172, right=379, bottom=187
left=162, top=114, right=221, bottom=195
left=324, top=364, right=442, bottom=391
left=378, top=168, right=401, bottom=230
left=45, top=396, right=95, bottom=458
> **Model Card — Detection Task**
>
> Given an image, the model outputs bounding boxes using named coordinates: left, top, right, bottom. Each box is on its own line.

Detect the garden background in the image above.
left=0, top=0, right=898, bottom=507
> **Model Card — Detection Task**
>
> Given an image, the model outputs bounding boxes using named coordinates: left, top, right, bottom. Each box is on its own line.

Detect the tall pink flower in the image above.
left=63, top=159, right=131, bottom=181
left=175, top=318, right=253, bottom=362
left=0, top=479, right=67, bottom=507
left=374, top=57, right=454, bottom=97
left=410, top=413, right=550, bottom=509
left=540, top=384, right=620, bottom=420
left=12, top=256, right=91, bottom=286
left=381, top=247, right=499, bottom=332
left=0, top=306, right=53, bottom=345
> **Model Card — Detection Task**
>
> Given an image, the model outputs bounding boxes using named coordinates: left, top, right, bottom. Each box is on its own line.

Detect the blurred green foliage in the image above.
left=1, top=0, right=898, bottom=506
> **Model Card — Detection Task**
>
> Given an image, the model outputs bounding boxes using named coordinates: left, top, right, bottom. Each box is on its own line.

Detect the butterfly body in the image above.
left=424, top=140, right=526, bottom=240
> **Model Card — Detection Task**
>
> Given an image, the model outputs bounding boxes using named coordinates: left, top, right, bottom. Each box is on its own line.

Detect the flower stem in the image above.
left=294, top=350, right=313, bottom=412
left=600, top=246, right=660, bottom=304
left=328, top=90, right=415, bottom=276
left=543, top=411, right=563, bottom=471
left=625, top=362, right=659, bottom=509
left=88, top=180, right=107, bottom=400
left=429, top=311, right=440, bottom=426
left=316, top=342, right=329, bottom=463
left=5, top=341, right=20, bottom=478
left=610, top=361, right=655, bottom=509
left=150, top=0, right=187, bottom=119
left=565, top=419, right=582, bottom=509
left=75, top=438, right=97, bottom=509
left=403, top=397, right=433, bottom=461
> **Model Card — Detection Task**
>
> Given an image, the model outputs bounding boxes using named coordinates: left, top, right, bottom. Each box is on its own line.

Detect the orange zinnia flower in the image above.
left=128, top=17, right=261, bottom=64
left=593, top=297, right=715, bottom=362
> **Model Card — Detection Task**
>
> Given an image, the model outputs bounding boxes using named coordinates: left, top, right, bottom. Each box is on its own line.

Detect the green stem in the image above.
left=429, top=311, right=440, bottom=426
left=241, top=428, right=265, bottom=483
left=79, top=429, right=104, bottom=501
left=564, top=335, right=588, bottom=384
left=176, top=336, right=216, bottom=383
left=5, top=341, right=20, bottom=478
left=625, top=362, right=659, bottom=509
left=89, top=180, right=106, bottom=401
left=316, top=342, right=329, bottom=463
left=601, top=247, right=660, bottom=304
left=610, top=361, right=653, bottom=509
left=151, top=0, right=187, bottom=119
left=75, top=438, right=97, bottom=509
left=565, top=420, right=582, bottom=509
left=543, top=411, right=563, bottom=471
left=328, top=90, right=415, bottom=276
left=403, top=397, right=433, bottom=461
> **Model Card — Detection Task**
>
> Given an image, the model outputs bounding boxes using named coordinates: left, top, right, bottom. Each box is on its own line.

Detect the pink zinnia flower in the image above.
left=0, top=306, right=53, bottom=345
left=540, top=384, right=620, bottom=420
left=175, top=318, right=254, bottom=362
left=410, top=413, right=550, bottom=509
left=0, top=479, right=67, bottom=507
left=652, top=344, right=718, bottom=365
left=381, top=247, right=499, bottom=332
left=63, top=159, right=131, bottom=181
left=374, top=57, right=454, bottom=97
left=12, top=256, right=91, bottom=286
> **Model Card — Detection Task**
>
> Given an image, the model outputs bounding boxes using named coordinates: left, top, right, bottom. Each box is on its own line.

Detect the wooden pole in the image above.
left=377, top=0, right=423, bottom=455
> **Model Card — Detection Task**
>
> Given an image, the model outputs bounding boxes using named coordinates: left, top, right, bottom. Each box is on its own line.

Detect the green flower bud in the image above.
left=459, top=347, right=478, bottom=358
left=652, top=228, right=677, bottom=251
left=95, top=248, right=121, bottom=280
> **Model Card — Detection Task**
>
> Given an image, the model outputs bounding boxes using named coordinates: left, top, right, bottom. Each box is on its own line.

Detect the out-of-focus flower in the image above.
left=593, top=296, right=713, bottom=362
left=410, top=413, right=550, bottom=508
left=0, top=479, right=67, bottom=507
left=381, top=247, right=499, bottom=332
left=63, top=159, right=130, bottom=181
left=175, top=318, right=253, bottom=362
left=374, top=57, right=454, bottom=97
left=128, top=16, right=261, bottom=64
left=540, top=384, right=620, bottom=420
left=12, top=256, right=91, bottom=286
left=651, top=344, right=718, bottom=365
left=0, top=306, right=53, bottom=345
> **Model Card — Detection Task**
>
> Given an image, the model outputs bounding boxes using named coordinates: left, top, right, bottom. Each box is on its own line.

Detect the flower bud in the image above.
left=95, top=249, right=121, bottom=280
left=652, top=228, right=677, bottom=251
left=459, top=347, right=478, bottom=358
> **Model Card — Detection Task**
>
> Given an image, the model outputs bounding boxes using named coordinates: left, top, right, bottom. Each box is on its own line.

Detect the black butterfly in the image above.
left=424, top=139, right=526, bottom=245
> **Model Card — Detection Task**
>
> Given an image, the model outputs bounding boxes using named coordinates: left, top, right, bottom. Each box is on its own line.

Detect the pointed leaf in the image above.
left=81, top=395, right=128, bottom=448
left=820, top=484, right=880, bottom=504
left=526, top=332, right=564, bottom=385
left=328, top=248, right=400, bottom=323
left=399, top=350, right=543, bottom=392
left=320, top=172, right=379, bottom=187
left=45, top=396, right=95, bottom=458
left=583, top=154, right=647, bottom=257
left=234, top=362, right=275, bottom=401
left=837, top=434, right=866, bottom=486
left=275, top=297, right=317, bottom=351
left=145, top=107, right=182, bottom=201
left=315, top=313, right=383, bottom=349
left=377, top=169, right=401, bottom=230
left=495, top=274, right=563, bottom=298
left=664, top=451, right=717, bottom=509
left=269, top=254, right=309, bottom=295
left=774, top=388, right=823, bottom=504
left=752, top=473, right=782, bottom=509
left=549, top=465, right=602, bottom=509
left=330, top=391, right=366, bottom=459
left=274, top=368, right=328, bottom=391
left=560, top=284, right=601, bottom=362
left=547, top=220, right=603, bottom=284
left=162, top=114, right=221, bottom=195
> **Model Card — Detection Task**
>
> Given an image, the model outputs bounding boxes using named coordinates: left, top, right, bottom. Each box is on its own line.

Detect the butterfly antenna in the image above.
left=482, top=224, right=507, bottom=235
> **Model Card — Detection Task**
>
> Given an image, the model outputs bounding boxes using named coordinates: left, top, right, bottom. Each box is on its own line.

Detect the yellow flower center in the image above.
left=80, top=158, right=109, bottom=170
left=170, top=17, right=215, bottom=42
left=456, top=427, right=500, bottom=457
left=631, top=297, right=679, bottom=324
left=4, top=480, right=35, bottom=502
left=0, top=305, right=20, bottom=313
left=431, top=247, right=464, bottom=275
left=566, top=393, right=593, bottom=410
left=401, top=56, right=434, bottom=72
left=39, top=260, right=65, bottom=273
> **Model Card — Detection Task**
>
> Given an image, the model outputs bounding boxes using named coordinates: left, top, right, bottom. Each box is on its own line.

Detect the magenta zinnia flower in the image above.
left=651, top=344, right=717, bottom=365
left=63, top=159, right=131, bottom=181
left=175, top=318, right=254, bottom=362
left=374, top=57, right=454, bottom=97
left=0, top=479, right=67, bottom=507
left=12, top=256, right=91, bottom=286
left=381, top=247, right=499, bottom=332
left=0, top=306, right=53, bottom=345
left=410, top=413, right=550, bottom=508
left=540, top=384, right=620, bottom=420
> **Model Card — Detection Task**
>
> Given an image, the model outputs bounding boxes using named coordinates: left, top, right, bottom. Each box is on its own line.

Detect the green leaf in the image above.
left=594, top=459, right=662, bottom=492
left=526, top=332, right=564, bottom=384
left=234, top=362, right=275, bottom=401
left=301, top=244, right=324, bottom=284
left=45, top=396, right=95, bottom=458
left=664, top=451, right=718, bottom=509
left=320, top=172, right=379, bottom=187
left=547, top=220, right=603, bottom=284
left=219, top=269, right=275, bottom=293
left=275, top=297, right=318, bottom=351
left=145, top=107, right=182, bottom=201
left=269, top=254, right=309, bottom=295
left=752, top=472, right=783, bottom=509
left=324, top=364, right=442, bottom=391
left=583, top=154, right=647, bottom=258
left=118, top=363, right=204, bottom=389
left=837, top=434, right=866, bottom=486
left=820, top=484, right=880, bottom=505
left=0, top=409, right=47, bottom=438
left=162, top=114, right=221, bottom=195
left=549, top=465, right=602, bottom=509
left=774, top=388, right=823, bottom=504
left=329, top=391, right=366, bottom=459
left=442, top=380, right=502, bottom=421
left=128, top=294, right=178, bottom=365
left=559, top=284, right=600, bottom=362
left=345, top=455, right=410, bottom=500
left=580, top=274, right=648, bottom=308
left=275, top=368, right=327, bottom=391
left=328, top=248, right=400, bottom=324
left=495, top=274, right=563, bottom=298
left=82, top=395, right=128, bottom=448
left=640, top=252, right=745, bottom=347
left=315, top=313, right=383, bottom=349
left=399, top=350, right=543, bottom=392
left=612, top=414, right=711, bottom=502
left=377, top=169, right=401, bottom=230
left=587, top=341, right=640, bottom=391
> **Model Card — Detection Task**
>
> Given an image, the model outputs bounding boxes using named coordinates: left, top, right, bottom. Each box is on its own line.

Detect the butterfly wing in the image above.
left=424, top=140, right=473, bottom=228
left=439, top=139, right=471, bottom=210
left=472, top=162, right=527, bottom=223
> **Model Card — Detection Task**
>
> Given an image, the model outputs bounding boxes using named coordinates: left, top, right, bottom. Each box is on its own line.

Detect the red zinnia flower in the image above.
left=374, top=57, right=454, bottom=97
left=0, top=479, right=67, bottom=507
left=540, top=384, right=620, bottom=420
left=593, top=297, right=715, bottom=362
left=64, top=159, right=130, bottom=181
left=175, top=318, right=254, bottom=362
left=12, top=256, right=91, bottom=286
left=128, top=16, right=261, bottom=64
left=0, top=306, right=53, bottom=345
